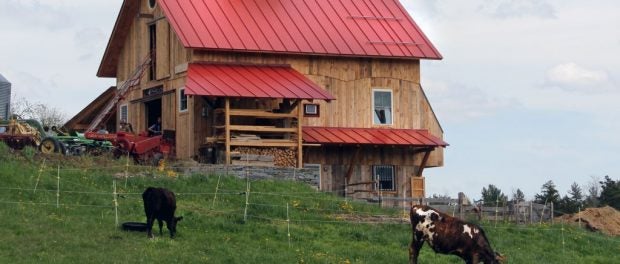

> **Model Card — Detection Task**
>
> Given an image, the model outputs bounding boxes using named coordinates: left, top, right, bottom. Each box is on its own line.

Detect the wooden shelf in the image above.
left=215, top=108, right=297, bottom=118
left=215, top=125, right=297, bottom=133
left=230, top=140, right=298, bottom=147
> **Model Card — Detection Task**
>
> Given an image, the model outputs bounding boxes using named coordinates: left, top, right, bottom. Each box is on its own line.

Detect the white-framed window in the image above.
left=304, top=104, right=319, bottom=116
left=373, top=165, right=395, bottom=191
left=120, top=104, right=128, bottom=123
left=179, top=87, right=188, bottom=112
left=372, top=89, right=393, bottom=125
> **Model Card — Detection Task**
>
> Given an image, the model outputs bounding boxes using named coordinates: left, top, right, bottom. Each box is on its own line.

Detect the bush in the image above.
left=21, top=146, right=37, bottom=161
left=0, top=141, right=11, bottom=160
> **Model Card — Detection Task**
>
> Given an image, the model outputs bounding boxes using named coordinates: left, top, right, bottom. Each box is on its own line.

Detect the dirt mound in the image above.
left=556, top=206, right=620, bottom=236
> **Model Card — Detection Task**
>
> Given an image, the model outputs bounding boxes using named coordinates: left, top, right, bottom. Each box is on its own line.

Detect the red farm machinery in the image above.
left=84, top=55, right=175, bottom=165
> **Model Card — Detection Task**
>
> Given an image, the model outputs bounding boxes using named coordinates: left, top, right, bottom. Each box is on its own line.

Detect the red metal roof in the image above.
left=158, top=0, right=442, bottom=60
left=303, top=127, right=448, bottom=147
left=185, top=63, right=335, bottom=100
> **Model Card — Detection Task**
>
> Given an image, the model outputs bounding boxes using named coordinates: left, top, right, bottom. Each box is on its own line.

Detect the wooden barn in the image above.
left=93, top=0, right=448, bottom=200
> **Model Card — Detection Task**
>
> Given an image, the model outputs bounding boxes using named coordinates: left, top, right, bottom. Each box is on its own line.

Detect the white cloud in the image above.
left=478, top=0, right=556, bottom=19
left=423, top=79, right=518, bottom=122
left=0, top=0, right=72, bottom=30
left=74, top=27, right=107, bottom=61
left=545, top=63, right=615, bottom=92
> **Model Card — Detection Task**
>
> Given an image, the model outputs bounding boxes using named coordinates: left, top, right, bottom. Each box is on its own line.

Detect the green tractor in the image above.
left=0, top=118, right=113, bottom=155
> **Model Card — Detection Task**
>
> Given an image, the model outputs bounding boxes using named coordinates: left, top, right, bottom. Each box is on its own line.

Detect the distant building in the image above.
left=0, top=73, right=11, bottom=120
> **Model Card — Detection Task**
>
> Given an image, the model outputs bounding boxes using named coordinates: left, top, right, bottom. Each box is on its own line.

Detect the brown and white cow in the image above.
left=409, top=205, right=505, bottom=264
left=142, top=187, right=183, bottom=238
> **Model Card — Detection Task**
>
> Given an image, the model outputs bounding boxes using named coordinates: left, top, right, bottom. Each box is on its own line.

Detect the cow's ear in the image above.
left=176, top=216, right=184, bottom=222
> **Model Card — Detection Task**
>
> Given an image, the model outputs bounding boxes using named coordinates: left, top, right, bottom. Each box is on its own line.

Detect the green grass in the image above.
left=0, top=149, right=618, bottom=263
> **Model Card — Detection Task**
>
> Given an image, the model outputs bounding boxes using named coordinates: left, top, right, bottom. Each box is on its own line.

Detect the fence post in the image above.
left=212, top=173, right=222, bottom=208
left=529, top=202, right=533, bottom=225
left=550, top=202, right=554, bottom=224
left=578, top=206, right=581, bottom=228
left=287, top=203, right=291, bottom=248
left=243, top=175, right=250, bottom=223
left=56, top=165, right=60, bottom=208
left=33, top=159, right=46, bottom=193
left=113, top=180, right=119, bottom=227
left=495, top=197, right=499, bottom=228
left=124, top=151, right=130, bottom=188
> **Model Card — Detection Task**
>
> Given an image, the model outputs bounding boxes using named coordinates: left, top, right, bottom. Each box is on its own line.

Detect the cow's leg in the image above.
left=409, top=234, right=424, bottom=264
left=466, top=253, right=479, bottom=264
left=146, top=216, right=154, bottom=238
left=158, top=219, right=164, bottom=236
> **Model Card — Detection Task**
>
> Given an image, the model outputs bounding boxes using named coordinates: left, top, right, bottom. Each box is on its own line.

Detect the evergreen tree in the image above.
left=511, top=188, right=525, bottom=203
left=481, top=184, right=507, bottom=206
left=599, top=176, right=620, bottom=210
left=534, top=180, right=560, bottom=205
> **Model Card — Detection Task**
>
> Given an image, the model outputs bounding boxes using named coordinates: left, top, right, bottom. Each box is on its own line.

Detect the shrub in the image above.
left=21, top=146, right=37, bottom=161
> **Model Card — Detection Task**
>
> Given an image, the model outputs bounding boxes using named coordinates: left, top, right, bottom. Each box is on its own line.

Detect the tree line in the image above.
left=479, top=176, right=619, bottom=215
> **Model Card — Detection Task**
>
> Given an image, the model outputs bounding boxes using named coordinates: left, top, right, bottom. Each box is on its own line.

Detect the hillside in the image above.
left=0, top=147, right=618, bottom=263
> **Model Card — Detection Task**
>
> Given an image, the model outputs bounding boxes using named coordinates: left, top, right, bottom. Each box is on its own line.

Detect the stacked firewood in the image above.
left=233, top=147, right=297, bottom=167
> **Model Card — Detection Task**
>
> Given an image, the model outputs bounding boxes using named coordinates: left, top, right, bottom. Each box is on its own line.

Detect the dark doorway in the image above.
left=144, top=99, right=162, bottom=131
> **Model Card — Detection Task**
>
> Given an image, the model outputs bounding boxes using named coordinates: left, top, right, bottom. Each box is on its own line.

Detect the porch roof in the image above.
left=185, top=63, right=335, bottom=101
left=302, top=126, right=448, bottom=147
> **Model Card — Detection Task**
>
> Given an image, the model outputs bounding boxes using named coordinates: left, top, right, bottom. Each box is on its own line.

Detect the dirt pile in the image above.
left=556, top=206, right=620, bottom=236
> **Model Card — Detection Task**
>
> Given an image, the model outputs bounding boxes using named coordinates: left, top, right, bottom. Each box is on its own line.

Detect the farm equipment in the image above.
left=83, top=54, right=175, bottom=164
left=0, top=118, right=113, bottom=155
left=0, top=118, right=41, bottom=150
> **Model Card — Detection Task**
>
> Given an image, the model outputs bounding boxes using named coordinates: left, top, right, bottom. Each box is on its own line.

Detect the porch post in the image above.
left=225, top=98, right=231, bottom=165
left=297, top=100, right=303, bottom=168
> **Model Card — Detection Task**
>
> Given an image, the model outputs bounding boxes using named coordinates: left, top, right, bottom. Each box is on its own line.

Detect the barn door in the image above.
left=411, top=177, right=425, bottom=198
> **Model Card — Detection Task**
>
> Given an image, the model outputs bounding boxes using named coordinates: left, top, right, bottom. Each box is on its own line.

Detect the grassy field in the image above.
left=0, top=146, right=618, bottom=263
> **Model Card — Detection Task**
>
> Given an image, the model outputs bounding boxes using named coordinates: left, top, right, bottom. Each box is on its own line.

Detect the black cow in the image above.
left=409, top=205, right=505, bottom=264
left=142, top=187, right=183, bottom=238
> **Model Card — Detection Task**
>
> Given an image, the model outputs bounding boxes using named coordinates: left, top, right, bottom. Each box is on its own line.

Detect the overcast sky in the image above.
left=0, top=0, right=618, bottom=201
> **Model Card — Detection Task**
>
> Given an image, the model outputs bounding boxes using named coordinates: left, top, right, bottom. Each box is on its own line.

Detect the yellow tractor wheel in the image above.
left=39, top=137, right=59, bottom=154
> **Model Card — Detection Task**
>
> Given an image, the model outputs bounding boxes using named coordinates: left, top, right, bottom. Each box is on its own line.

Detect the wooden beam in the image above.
left=225, top=98, right=231, bottom=165
left=214, top=108, right=297, bottom=118
left=215, top=125, right=297, bottom=133
left=297, top=100, right=303, bottom=168
left=345, top=147, right=361, bottom=184
left=416, top=149, right=433, bottom=176
left=230, top=141, right=298, bottom=147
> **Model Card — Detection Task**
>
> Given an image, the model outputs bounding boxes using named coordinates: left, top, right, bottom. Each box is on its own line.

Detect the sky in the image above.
left=0, top=0, right=618, bottom=201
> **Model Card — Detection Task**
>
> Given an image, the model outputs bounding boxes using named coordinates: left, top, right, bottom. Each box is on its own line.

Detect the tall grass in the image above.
left=0, top=148, right=618, bottom=263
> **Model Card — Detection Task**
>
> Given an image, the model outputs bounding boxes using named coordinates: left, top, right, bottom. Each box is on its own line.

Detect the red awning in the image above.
left=303, top=127, right=448, bottom=147
left=185, top=63, right=335, bottom=101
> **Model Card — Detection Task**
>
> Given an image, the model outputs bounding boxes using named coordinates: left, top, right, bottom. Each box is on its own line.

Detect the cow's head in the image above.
left=482, top=251, right=506, bottom=264
left=169, top=216, right=183, bottom=238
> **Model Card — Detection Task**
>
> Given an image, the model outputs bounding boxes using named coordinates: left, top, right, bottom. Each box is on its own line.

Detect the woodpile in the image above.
left=233, top=147, right=297, bottom=167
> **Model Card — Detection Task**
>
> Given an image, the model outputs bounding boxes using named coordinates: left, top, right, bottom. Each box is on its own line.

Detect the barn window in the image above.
left=148, top=0, right=157, bottom=9
left=373, top=89, right=392, bottom=125
left=120, top=104, right=128, bottom=124
left=148, top=24, right=157, bottom=81
left=304, top=104, right=319, bottom=117
left=179, top=88, right=188, bottom=112
left=373, top=165, right=395, bottom=191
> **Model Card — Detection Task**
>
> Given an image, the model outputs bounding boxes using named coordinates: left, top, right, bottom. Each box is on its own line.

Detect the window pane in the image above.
left=373, top=91, right=392, bottom=124
left=180, top=89, right=187, bottom=111
left=373, top=165, right=395, bottom=191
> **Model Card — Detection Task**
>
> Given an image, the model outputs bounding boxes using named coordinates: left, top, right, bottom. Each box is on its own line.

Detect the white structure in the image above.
left=0, top=74, right=11, bottom=120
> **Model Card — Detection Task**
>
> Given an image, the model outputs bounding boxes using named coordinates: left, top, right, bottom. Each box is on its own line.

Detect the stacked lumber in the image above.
left=233, top=147, right=297, bottom=167
left=231, top=133, right=261, bottom=141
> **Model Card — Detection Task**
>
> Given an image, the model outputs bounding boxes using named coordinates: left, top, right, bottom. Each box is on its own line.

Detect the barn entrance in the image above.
left=144, top=98, right=161, bottom=132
